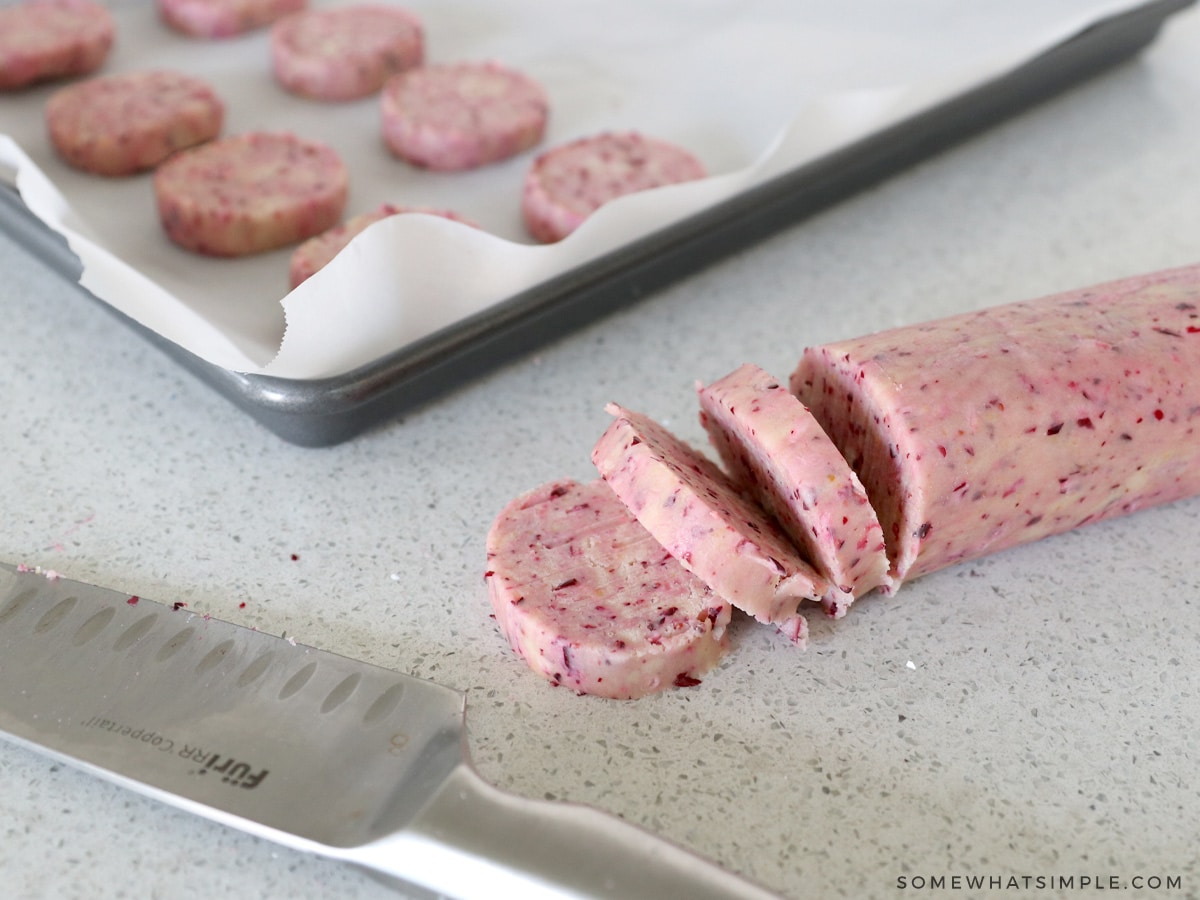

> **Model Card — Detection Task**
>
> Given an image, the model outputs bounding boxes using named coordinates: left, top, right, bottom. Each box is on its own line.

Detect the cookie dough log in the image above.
left=154, top=131, right=348, bottom=256
left=381, top=61, right=549, bottom=171
left=270, top=4, right=423, bottom=101
left=792, top=263, right=1200, bottom=590
left=0, top=0, right=114, bottom=90
left=521, top=131, right=706, bottom=243
left=158, top=0, right=305, bottom=38
left=593, top=404, right=853, bottom=646
left=698, top=364, right=892, bottom=615
left=45, top=70, right=224, bottom=176
left=486, top=479, right=732, bottom=699
left=287, top=202, right=476, bottom=287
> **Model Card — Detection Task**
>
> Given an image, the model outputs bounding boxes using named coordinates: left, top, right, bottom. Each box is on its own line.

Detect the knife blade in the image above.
left=0, top=563, right=781, bottom=900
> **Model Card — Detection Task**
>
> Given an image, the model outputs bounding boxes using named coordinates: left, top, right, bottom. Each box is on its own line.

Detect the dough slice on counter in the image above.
left=380, top=60, right=548, bottom=171
left=153, top=131, right=348, bottom=256
left=0, top=0, right=114, bottom=90
left=593, top=403, right=848, bottom=643
left=792, top=262, right=1200, bottom=589
left=157, top=0, right=305, bottom=38
left=45, top=70, right=224, bottom=176
left=521, top=131, right=706, bottom=243
left=270, top=4, right=424, bottom=101
left=698, top=363, right=892, bottom=613
left=287, top=202, right=476, bottom=287
left=486, top=478, right=732, bottom=699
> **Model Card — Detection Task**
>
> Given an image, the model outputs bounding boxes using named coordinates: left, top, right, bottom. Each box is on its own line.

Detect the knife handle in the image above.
left=350, top=762, right=783, bottom=900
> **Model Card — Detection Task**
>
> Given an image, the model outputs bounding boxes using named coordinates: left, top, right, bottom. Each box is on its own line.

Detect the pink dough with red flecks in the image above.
left=154, top=131, right=348, bottom=257
left=698, top=363, right=891, bottom=614
left=521, top=131, right=706, bottom=243
left=0, top=0, right=114, bottom=90
left=592, top=403, right=840, bottom=644
left=486, top=478, right=732, bottom=699
left=45, top=70, right=224, bottom=176
left=792, top=263, right=1200, bottom=590
left=381, top=60, right=548, bottom=171
left=271, top=5, right=423, bottom=101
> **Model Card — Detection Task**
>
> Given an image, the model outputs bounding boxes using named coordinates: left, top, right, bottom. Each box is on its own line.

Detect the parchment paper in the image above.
left=0, top=0, right=1151, bottom=378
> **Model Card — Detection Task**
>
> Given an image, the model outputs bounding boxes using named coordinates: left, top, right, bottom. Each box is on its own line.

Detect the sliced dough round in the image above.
left=0, top=0, right=114, bottom=90
left=153, top=131, right=348, bottom=257
left=486, top=478, right=731, bottom=699
left=288, top=202, right=476, bottom=288
left=698, top=364, right=892, bottom=614
left=157, top=0, right=305, bottom=38
left=271, top=4, right=424, bottom=101
left=380, top=60, right=548, bottom=171
left=592, top=403, right=849, bottom=644
left=45, top=70, right=224, bottom=176
left=521, top=131, right=706, bottom=243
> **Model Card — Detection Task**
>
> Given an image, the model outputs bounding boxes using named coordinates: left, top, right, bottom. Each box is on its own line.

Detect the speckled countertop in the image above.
left=4, top=7, right=1200, bottom=900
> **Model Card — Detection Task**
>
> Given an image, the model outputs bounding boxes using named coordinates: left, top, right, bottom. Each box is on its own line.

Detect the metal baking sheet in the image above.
left=2, top=0, right=1193, bottom=445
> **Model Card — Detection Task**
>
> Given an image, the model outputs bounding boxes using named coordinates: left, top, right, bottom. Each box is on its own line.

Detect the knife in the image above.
left=0, top=562, right=781, bottom=899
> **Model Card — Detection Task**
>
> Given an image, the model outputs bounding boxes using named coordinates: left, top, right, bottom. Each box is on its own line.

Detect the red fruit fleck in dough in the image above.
left=270, top=4, right=424, bottom=102
left=521, top=131, right=706, bottom=243
left=698, top=363, right=892, bottom=613
left=592, top=403, right=840, bottom=643
left=0, top=0, right=114, bottom=90
left=153, top=131, right=349, bottom=257
left=486, top=478, right=732, bottom=700
left=45, top=70, right=225, bottom=176
left=792, top=262, right=1200, bottom=590
left=381, top=60, right=549, bottom=171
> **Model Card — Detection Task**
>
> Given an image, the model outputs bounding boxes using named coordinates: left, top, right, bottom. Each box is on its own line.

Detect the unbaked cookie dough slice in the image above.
left=157, top=0, right=305, bottom=38
left=486, top=478, right=732, bottom=699
left=271, top=4, right=423, bottom=101
left=521, top=131, right=706, bottom=243
left=380, top=60, right=548, bottom=171
left=45, top=70, right=224, bottom=176
left=0, top=0, right=114, bottom=90
left=593, top=403, right=849, bottom=645
left=698, top=364, right=892, bottom=613
left=288, top=202, right=476, bottom=287
left=154, top=131, right=348, bottom=256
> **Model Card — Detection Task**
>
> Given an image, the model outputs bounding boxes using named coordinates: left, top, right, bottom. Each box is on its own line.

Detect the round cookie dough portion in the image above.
left=157, top=0, right=305, bottom=38
left=521, top=131, right=706, bottom=243
left=154, top=131, right=348, bottom=257
left=271, top=4, right=424, bottom=101
left=380, top=60, right=548, bottom=171
left=698, top=363, right=892, bottom=613
left=0, top=0, right=114, bottom=90
left=46, top=70, right=224, bottom=176
left=592, top=402, right=845, bottom=644
left=288, top=203, right=475, bottom=288
left=486, top=478, right=732, bottom=699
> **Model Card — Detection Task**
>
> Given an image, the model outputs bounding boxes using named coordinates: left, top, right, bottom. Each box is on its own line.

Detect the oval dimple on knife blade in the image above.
left=113, top=613, right=159, bottom=652
left=278, top=661, right=318, bottom=700
left=195, top=638, right=236, bottom=675
left=34, top=595, right=79, bottom=633
left=0, top=587, right=38, bottom=626
left=361, top=682, right=405, bottom=727
left=71, top=606, right=117, bottom=646
left=155, top=626, right=197, bottom=662
left=320, top=672, right=361, bottom=714
left=236, top=651, right=275, bottom=688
